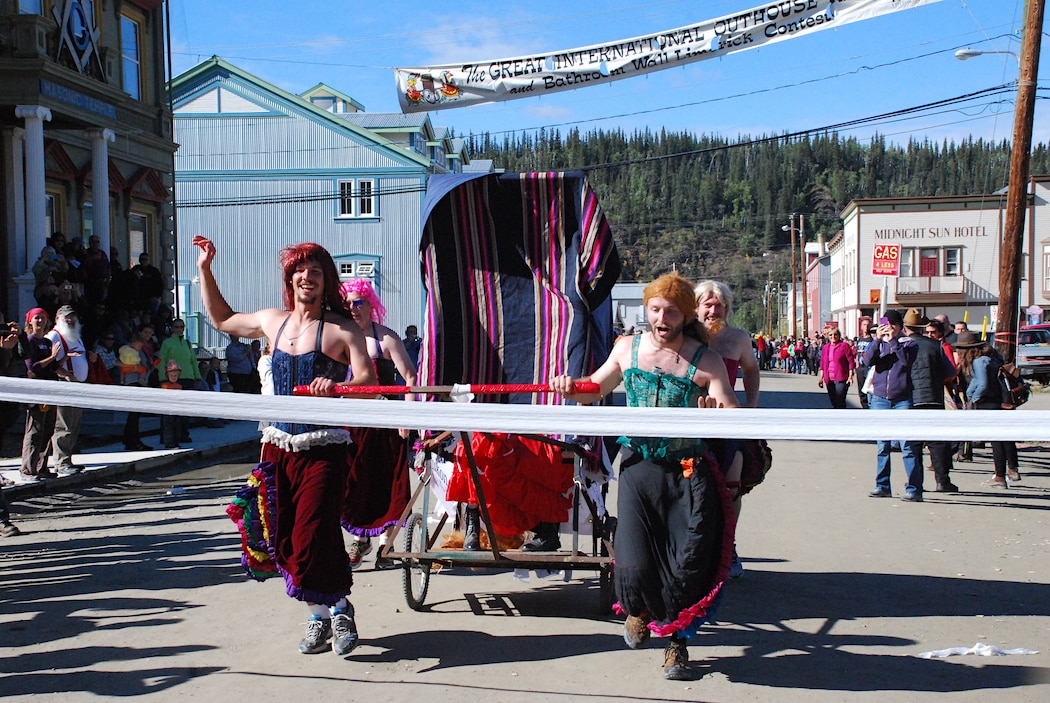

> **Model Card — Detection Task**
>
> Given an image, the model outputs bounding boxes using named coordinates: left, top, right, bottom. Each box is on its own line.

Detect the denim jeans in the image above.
left=870, top=395, right=922, bottom=495
left=825, top=380, right=850, bottom=409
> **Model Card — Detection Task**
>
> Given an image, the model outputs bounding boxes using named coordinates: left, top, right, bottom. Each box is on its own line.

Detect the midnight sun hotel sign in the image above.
left=396, top=0, right=945, bottom=112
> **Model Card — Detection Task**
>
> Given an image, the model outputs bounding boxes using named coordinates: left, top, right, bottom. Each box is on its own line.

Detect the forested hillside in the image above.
left=467, top=129, right=1050, bottom=331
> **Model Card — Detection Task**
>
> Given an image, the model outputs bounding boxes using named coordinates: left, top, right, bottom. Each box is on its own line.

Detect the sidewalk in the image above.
left=1, top=419, right=262, bottom=496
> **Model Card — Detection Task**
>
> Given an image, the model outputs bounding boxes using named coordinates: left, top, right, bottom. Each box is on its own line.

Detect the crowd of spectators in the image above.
left=1, top=233, right=267, bottom=482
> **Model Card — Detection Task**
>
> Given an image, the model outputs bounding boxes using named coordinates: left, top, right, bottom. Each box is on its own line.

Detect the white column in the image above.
left=2, top=127, right=26, bottom=274
left=90, top=128, right=116, bottom=259
left=15, top=105, right=52, bottom=268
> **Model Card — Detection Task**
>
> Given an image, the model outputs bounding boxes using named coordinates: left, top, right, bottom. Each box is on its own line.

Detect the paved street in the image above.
left=1, top=372, right=1048, bottom=702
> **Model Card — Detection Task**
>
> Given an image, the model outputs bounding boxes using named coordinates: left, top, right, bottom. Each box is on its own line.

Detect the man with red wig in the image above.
left=196, top=237, right=376, bottom=657
left=552, top=272, right=739, bottom=682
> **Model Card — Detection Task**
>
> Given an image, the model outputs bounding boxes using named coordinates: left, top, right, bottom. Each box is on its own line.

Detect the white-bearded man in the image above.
left=47, top=305, right=90, bottom=475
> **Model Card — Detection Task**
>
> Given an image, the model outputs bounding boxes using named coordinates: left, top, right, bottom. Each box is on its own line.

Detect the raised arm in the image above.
left=194, top=236, right=266, bottom=339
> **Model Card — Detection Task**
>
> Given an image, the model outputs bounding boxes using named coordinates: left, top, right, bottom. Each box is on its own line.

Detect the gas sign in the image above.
left=872, top=243, right=901, bottom=277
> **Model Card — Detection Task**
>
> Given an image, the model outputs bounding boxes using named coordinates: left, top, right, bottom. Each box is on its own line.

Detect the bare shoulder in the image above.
left=721, top=326, right=754, bottom=357
left=324, top=311, right=362, bottom=338
left=610, top=334, right=636, bottom=361
left=375, top=323, right=400, bottom=342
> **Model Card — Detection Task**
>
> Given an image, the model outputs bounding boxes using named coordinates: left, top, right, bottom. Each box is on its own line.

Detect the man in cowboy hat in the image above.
left=862, top=309, right=925, bottom=501
left=903, top=309, right=959, bottom=493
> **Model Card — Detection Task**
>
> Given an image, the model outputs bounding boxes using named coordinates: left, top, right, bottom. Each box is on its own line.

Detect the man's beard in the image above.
left=55, top=318, right=82, bottom=344
left=704, top=317, right=726, bottom=335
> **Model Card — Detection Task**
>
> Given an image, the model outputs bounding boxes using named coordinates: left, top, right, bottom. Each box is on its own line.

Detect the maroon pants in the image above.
left=262, top=441, right=352, bottom=605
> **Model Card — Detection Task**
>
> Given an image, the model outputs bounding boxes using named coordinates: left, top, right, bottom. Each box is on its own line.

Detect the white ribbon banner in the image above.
left=1, top=377, right=1047, bottom=442
left=395, top=0, right=943, bottom=113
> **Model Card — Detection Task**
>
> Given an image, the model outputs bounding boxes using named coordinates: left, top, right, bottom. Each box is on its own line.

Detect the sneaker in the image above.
left=1006, top=469, right=1022, bottom=483
left=981, top=476, right=1008, bottom=489
left=347, top=538, right=372, bottom=570
left=728, top=548, right=744, bottom=579
left=331, top=610, right=359, bottom=656
left=373, top=554, right=397, bottom=570
left=868, top=488, right=892, bottom=498
left=663, top=640, right=692, bottom=681
left=298, top=617, right=332, bottom=654
left=623, top=614, right=651, bottom=649
left=1, top=522, right=20, bottom=538
left=57, top=465, right=84, bottom=476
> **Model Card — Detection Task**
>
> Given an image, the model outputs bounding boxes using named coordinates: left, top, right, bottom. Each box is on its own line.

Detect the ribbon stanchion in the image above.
left=291, top=382, right=601, bottom=397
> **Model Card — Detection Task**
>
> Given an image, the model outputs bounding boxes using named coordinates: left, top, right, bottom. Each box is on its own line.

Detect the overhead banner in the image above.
left=395, top=0, right=943, bottom=113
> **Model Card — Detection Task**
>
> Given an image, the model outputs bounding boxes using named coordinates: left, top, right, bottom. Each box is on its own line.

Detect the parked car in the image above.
left=1016, top=326, right=1050, bottom=384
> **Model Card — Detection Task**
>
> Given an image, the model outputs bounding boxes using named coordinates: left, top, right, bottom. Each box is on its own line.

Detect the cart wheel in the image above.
left=402, top=512, right=431, bottom=611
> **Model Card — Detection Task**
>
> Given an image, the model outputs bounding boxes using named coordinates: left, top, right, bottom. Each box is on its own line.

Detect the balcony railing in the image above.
left=896, top=276, right=966, bottom=296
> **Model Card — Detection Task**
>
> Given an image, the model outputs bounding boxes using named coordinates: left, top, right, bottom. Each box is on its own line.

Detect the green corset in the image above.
left=618, top=335, right=709, bottom=462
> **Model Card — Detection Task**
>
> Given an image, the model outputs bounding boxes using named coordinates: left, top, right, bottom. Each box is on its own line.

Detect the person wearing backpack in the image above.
left=954, top=330, right=1020, bottom=488
left=902, top=310, right=958, bottom=493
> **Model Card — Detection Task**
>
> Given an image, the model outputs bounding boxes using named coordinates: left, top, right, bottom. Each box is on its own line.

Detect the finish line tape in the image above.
left=0, top=377, right=1046, bottom=442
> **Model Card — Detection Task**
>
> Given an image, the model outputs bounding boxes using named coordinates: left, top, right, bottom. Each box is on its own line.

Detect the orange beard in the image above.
left=706, top=318, right=726, bottom=335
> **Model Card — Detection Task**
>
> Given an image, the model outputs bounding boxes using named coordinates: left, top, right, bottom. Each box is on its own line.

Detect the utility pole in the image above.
left=787, top=214, right=797, bottom=337
left=800, top=214, right=809, bottom=339
left=997, top=0, right=1044, bottom=363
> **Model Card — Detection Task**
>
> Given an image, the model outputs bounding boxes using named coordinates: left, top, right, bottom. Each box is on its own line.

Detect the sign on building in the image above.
left=872, top=243, right=901, bottom=277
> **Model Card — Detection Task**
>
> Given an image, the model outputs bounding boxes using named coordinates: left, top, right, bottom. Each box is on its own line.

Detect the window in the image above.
left=19, top=0, right=43, bottom=14
left=944, top=248, right=961, bottom=276
left=311, top=96, right=336, bottom=111
left=83, top=202, right=93, bottom=240
left=44, top=193, right=59, bottom=239
left=338, top=181, right=354, bottom=216
left=120, top=13, right=142, bottom=100
left=357, top=180, right=374, bottom=216
left=129, top=212, right=151, bottom=267
left=336, top=257, right=379, bottom=284
left=899, top=248, right=915, bottom=277
left=337, top=179, right=376, bottom=218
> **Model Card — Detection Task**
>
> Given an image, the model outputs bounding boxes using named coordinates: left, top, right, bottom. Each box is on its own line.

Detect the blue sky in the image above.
left=169, top=0, right=1047, bottom=148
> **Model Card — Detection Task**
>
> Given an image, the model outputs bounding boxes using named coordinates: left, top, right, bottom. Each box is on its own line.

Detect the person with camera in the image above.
left=862, top=310, right=924, bottom=502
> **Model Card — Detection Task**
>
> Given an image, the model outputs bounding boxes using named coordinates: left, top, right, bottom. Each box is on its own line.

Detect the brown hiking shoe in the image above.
left=663, top=640, right=692, bottom=681
left=623, top=614, right=651, bottom=649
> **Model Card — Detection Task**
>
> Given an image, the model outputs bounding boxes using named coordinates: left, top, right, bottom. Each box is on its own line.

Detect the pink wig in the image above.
left=339, top=278, right=386, bottom=324
left=278, top=243, right=343, bottom=313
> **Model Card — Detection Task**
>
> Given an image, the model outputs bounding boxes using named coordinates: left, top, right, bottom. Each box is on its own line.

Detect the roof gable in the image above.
left=171, top=57, right=431, bottom=169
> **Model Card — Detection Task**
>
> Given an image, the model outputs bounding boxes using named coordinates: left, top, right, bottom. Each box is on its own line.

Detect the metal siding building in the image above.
left=171, top=58, right=446, bottom=350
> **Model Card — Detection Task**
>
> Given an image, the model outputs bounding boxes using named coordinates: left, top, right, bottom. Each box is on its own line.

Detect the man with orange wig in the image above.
left=552, top=272, right=738, bottom=681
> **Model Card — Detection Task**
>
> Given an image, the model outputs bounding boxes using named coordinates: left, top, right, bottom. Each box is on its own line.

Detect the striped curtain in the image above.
left=419, top=172, right=621, bottom=404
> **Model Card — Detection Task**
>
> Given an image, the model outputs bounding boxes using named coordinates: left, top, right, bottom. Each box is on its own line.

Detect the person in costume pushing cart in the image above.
left=552, top=272, right=740, bottom=682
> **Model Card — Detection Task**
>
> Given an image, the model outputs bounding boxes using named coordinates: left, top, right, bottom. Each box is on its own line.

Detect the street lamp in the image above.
left=954, top=48, right=1019, bottom=62
left=782, top=215, right=808, bottom=339
left=954, top=0, right=1044, bottom=362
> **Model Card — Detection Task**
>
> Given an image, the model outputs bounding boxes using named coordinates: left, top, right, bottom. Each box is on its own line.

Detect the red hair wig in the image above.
left=278, top=243, right=343, bottom=312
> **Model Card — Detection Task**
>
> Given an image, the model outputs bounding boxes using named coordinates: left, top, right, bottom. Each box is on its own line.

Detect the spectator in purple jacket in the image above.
left=862, top=309, right=923, bottom=502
